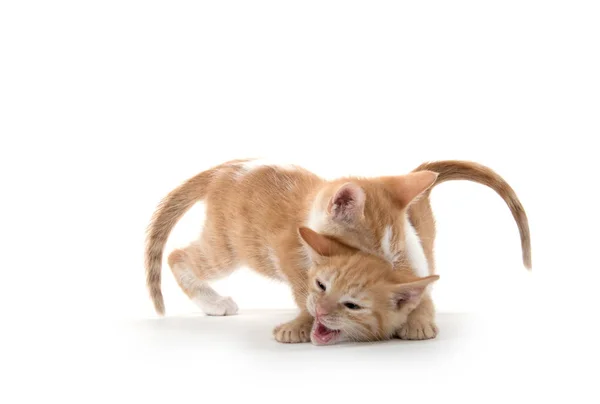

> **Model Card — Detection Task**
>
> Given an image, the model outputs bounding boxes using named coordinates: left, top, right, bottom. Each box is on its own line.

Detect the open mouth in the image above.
left=311, top=320, right=341, bottom=345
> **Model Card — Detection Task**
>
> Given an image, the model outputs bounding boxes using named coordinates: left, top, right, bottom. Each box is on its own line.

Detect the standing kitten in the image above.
left=145, top=159, right=440, bottom=344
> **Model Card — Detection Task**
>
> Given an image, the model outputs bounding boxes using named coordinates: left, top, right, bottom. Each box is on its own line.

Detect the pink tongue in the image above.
left=315, top=323, right=336, bottom=343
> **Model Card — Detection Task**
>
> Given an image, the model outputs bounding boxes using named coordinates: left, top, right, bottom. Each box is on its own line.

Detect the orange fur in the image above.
left=413, top=160, right=531, bottom=269
left=144, top=158, right=531, bottom=344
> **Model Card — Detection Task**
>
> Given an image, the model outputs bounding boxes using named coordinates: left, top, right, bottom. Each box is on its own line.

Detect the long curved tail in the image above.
left=145, top=168, right=217, bottom=315
left=414, top=160, right=531, bottom=270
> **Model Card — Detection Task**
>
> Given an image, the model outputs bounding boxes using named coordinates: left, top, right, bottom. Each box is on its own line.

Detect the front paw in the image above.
left=273, top=317, right=313, bottom=343
left=397, top=319, right=438, bottom=340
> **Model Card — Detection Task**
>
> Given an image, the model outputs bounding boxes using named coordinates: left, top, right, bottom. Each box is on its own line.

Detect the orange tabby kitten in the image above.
left=145, top=159, right=530, bottom=344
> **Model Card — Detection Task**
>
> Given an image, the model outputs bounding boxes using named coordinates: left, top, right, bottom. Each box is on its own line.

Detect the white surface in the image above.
left=1, top=1, right=599, bottom=403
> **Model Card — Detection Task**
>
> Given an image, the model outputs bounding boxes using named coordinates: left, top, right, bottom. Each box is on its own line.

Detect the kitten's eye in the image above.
left=316, top=279, right=326, bottom=291
left=344, top=302, right=361, bottom=310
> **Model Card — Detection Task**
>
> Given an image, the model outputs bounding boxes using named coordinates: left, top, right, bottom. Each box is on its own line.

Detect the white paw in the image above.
left=198, top=296, right=239, bottom=316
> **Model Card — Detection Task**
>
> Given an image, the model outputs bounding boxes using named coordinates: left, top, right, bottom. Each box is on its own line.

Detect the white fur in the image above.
left=380, top=225, right=396, bottom=262
left=306, top=189, right=329, bottom=232
left=178, top=267, right=238, bottom=316
left=307, top=205, right=327, bottom=232
left=403, top=216, right=430, bottom=278
left=193, top=295, right=238, bottom=316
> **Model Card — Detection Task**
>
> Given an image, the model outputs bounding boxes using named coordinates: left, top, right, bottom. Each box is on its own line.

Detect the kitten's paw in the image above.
left=202, top=296, right=239, bottom=316
left=397, top=319, right=438, bottom=340
left=273, top=318, right=312, bottom=343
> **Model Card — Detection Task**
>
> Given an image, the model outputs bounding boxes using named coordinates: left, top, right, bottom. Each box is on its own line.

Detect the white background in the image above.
left=1, top=1, right=599, bottom=403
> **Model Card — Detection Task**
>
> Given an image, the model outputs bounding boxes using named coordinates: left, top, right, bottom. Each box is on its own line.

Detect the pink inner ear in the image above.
left=328, top=183, right=365, bottom=220
left=395, top=288, right=424, bottom=308
left=398, top=289, right=421, bottom=302
left=333, top=188, right=355, bottom=209
left=394, top=275, right=439, bottom=307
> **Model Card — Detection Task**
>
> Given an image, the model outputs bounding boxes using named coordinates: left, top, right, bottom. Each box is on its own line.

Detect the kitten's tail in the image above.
left=144, top=167, right=218, bottom=315
left=414, top=160, right=531, bottom=270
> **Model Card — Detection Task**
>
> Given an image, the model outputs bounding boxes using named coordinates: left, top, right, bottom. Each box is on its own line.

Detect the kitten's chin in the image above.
left=310, top=320, right=342, bottom=346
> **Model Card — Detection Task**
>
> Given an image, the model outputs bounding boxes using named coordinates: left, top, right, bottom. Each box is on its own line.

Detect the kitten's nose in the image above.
left=315, top=304, right=329, bottom=317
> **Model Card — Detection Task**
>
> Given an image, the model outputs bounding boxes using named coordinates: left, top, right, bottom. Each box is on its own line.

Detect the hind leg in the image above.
left=168, top=244, right=238, bottom=316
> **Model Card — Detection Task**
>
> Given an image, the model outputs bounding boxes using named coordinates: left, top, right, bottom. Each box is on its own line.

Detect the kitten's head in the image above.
left=298, top=227, right=439, bottom=346
left=308, top=170, right=439, bottom=263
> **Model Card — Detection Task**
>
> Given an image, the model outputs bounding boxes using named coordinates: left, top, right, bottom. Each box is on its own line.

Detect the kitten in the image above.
left=284, top=228, right=439, bottom=345
left=145, top=159, right=530, bottom=344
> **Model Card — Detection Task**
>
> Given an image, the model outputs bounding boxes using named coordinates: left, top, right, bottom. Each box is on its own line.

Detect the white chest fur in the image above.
left=403, top=216, right=430, bottom=277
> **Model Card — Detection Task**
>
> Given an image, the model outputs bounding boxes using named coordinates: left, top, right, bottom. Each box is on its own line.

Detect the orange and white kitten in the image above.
left=287, top=229, right=439, bottom=345
left=145, top=159, right=530, bottom=344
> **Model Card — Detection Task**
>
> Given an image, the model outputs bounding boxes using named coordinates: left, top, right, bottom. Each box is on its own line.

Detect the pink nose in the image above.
left=316, top=305, right=329, bottom=317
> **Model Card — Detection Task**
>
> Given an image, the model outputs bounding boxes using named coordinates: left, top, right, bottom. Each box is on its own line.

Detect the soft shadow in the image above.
left=122, top=309, right=481, bottom=357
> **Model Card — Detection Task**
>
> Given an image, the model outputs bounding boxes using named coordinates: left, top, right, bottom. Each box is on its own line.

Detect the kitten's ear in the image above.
left=391, top=275, right=440, bottom=309
left=298, top=227, right=349, bottom=258
left=327, top=182, right=365, bottom=222
left=385, top=171, right=439, bottom=207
